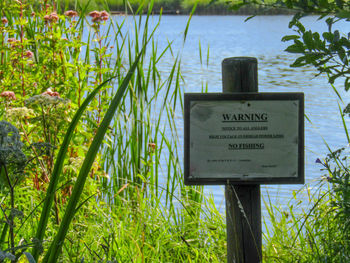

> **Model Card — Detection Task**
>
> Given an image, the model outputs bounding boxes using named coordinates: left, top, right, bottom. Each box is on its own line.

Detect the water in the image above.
left=113, top=15, right=350, bottom=215
left=152, top=15, right=350, bottom=211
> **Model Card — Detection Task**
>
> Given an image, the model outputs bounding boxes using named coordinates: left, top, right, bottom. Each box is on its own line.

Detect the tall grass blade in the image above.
left=339, top=101, right=350, bottom=143
left=183, top=2, right=197, bottom=42
left=23, top=252, right=36, bottom=263
left=42, top=48, right=145, bottom=263
left=32, top=76, right=118, bottom=261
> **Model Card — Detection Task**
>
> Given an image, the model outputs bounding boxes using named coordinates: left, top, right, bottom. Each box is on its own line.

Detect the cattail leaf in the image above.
left=42, top=47, right=146, bottom=263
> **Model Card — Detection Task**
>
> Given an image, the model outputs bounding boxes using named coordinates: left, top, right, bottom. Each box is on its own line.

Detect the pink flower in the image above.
left=148, top=142, right=156, bottom=151
left=1, top=17, right=8, bottom=24
left=100, top=11, right=109, bottom=21
left=49, top=12, right=59, bottom=22
left=64, top=10, right=78, bottom=18
left=24, top=50, right=34, bottom=58
left=89, top=10, right=109, bottom=23
left=7, top=38, right=19, bottom=48
left=42, top=88, right=60, bottom=97
left=89, top=11, right=100, bottom=18
left=44, top=12, right=59, bottom=23
left=0, top=91, right=16, bottom=100
left=92, top=16, right=100, bottom=23
left=7, top=38, right=17, bottom=43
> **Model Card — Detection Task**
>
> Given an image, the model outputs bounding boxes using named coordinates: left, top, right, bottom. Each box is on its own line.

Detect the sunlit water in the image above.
left=111, top=15, right=350, bottom=222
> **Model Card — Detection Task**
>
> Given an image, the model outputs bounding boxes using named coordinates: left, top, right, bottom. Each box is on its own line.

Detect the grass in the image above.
left=1, top=0, right=350, bottom=262
left=0, top=0, right=227, bottom=262
left=63, top=0, right=296, bottom=15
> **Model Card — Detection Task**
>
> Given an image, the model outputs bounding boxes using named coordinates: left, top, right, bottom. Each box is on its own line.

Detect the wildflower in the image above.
left=7, top=38, right=18, bottom=47
left=64, top=10, right=78, bottom=18
left=6, top=107, right=34, bottom=119
left=42, top=88, right=59, bottom=97
left=31, top=12, right=35, bottom=17
left=43, top=15, right=50, bottom=22
left=1, top=17, right=8, bottom=24
left=89, top=10, right=109, bottom=23
left=25, top=93, right=65, bottom=106
left=50, top=12, right=59, bottom=22
left=89, top=11, right=100, bottom=19
left=315, top=158, right=322, bottom=164
left=0, top=91, right=16, bottom=100
left=24, top=50, right=34, bottom=58
left=148, top=142, right=156, bottom=152
left=100, top=11, right=109, bottom=21
left=92, top=16, right=100, bottom=23
left=44, top=12, right=59, bottom=23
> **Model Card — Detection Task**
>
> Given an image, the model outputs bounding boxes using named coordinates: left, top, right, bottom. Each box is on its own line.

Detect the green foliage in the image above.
left=263, top=186, right=350, bottom=262
left=0, top=0, right=226, bottom=262
left=224, top=1, right=350, bottom=262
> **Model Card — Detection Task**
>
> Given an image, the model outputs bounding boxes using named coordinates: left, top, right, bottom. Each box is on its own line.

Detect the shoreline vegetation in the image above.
left=2, top=0, right=350, bottom=261
left=72, top=0, right=296, bottom=15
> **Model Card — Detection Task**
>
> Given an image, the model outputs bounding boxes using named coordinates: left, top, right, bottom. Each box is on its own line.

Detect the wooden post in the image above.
left=222, top=57, right=262, bottom=263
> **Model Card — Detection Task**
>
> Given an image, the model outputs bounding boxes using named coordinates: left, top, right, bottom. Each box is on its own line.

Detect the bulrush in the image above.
left=0, top=91, right=16, bottom=100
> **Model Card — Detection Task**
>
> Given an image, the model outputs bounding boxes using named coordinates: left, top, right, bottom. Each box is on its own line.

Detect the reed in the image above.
left=0, top=0, right=225, bottom=261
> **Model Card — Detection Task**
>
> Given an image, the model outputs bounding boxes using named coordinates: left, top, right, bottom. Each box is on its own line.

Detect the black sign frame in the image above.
left=184, top=92, right=304, bottom=185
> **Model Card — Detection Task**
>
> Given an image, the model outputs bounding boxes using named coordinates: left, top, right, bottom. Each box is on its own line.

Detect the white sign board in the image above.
left=184, top=93, right=304, bottom=185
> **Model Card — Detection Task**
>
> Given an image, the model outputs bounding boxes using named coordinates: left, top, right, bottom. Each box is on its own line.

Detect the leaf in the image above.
left=42, top=45, right=147, bottom=263
left=285, top=0, right=294, bottom=9
left=323, top=32, right=333, bottom=42
left=0, top=250, right=15, bottom=261
left=302, top=31, right=314, bottom=50
left=230, top=2, right=246, bottom=11
left=334, top=30, right=340, bottom=42
left=345, top=78, right=350, bottom=91
left=319, top=0, right=329, bottom=8
left=281, top=35, right=300, bottom=42
left=335, top=0, right=344, bottom=9
left=32, top=76, right=119, bottom=261
left=291, top=56, right=307, bottom=67
left=336, top=10, right=350, bottom=19
left=24, top=252, right=36, bottom=263
left=244, top=15, right=255, bottom=22
left=184, top=3, right=197, bottom=42
left=285, top=43, right=305, bottom=54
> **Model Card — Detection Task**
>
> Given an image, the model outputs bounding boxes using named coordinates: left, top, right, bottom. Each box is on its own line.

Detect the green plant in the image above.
left=0, top=0, right=227, bottom=262
left=0, top=121, right=49, bottom=262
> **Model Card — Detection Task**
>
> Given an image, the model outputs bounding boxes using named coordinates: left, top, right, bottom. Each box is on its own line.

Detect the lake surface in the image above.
left=116, top=15, right=350, bottom=217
